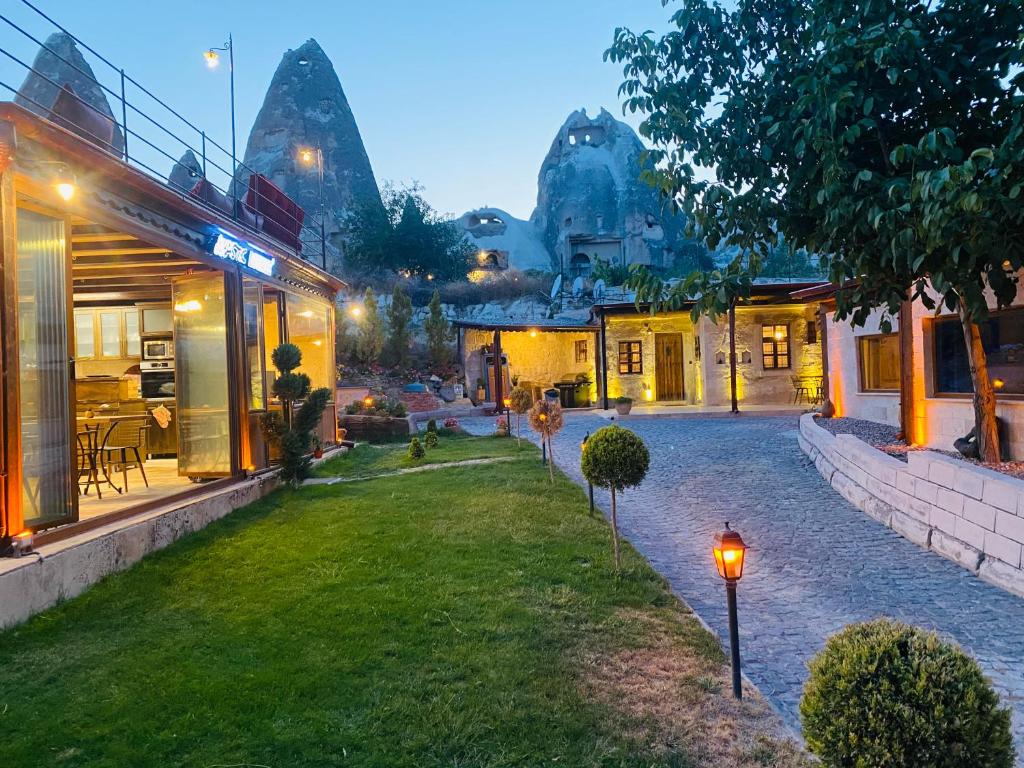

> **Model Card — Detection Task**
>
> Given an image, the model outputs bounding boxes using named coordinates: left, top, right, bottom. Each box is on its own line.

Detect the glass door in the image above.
left=172, top=273, right=232, bottom=478
left=15, top=207, right=76, bottom=529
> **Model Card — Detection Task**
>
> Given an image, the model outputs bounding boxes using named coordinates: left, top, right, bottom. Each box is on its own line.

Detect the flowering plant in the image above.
left=444, top=417, right=459, bottom=428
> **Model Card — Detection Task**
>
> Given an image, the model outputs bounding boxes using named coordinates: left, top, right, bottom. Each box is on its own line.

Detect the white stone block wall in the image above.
left=799, top=413, right=1024, bottom=597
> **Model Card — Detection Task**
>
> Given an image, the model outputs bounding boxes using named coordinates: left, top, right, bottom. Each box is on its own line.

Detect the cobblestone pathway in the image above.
left=461, top=413, right=1024, bottom=754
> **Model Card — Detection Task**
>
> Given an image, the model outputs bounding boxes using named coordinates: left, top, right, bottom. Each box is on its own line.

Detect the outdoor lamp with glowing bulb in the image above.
left=299, top=148, right=314, bottom=165
left=203, top=49, right=220, bottom=68
left=713, top=522, right=748, bottom=699
left=363, top=396, right=374, bottom=408
left=993, top=378, right=1006, bottom=391
left=51, top=165, right=76, bottom=201
left=713, top=522, right=748, bottom=582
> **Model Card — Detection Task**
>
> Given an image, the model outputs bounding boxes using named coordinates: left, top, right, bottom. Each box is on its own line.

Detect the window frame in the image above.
left=618, top=340, right=643, bottom=375
left=761, top=323, right=791, bottom=370
left=574, top=339, right=588, bottom=364
left=856, top=332, right=901, bottom=393
left=931, top=308, right=1024, bottom=399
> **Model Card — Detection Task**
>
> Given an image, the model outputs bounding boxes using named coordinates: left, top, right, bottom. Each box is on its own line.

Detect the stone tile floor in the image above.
left=461, top=412, right=1024, bottom=756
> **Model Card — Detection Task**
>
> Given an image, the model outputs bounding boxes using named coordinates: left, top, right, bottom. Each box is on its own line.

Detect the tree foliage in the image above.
left=607, top=0, right=1024, bottom=460
left=424, top=288, right=452, bottom=370
left=344, top=182, right=475, bottom=282
left=385, top=284, right=413, bottom=369
left=355, top=287, right=384, bottom=365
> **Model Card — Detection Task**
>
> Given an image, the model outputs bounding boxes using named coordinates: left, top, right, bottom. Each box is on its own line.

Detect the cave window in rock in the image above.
left=569, top=134, right=577, bottom=146
left=564, top=216, right=573, bottom=228
left=596, top=215, right=604, bottom=231
left=570, top=253, right=591, bottom=279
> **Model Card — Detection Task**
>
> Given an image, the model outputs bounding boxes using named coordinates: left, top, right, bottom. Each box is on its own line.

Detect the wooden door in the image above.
left=655, top=333, right=685, bottom=401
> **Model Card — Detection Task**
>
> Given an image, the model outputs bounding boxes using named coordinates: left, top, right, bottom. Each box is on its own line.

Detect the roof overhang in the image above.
left=0, top=102, right=346, bottom=295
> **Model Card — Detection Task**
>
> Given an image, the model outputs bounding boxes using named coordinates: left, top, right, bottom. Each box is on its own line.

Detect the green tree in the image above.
left=423, top=288, right=452, bottom=370
left=580, top=425, right=650, bottom=571
left=356, top=287, right=384, bottom=365
left=335, top=307, right=356, bottom=367
left=608, top=0, right=1024, bottom=462
left=344, top=183, right=475, bottom=282
left=384, top=284, right=413, bottom=369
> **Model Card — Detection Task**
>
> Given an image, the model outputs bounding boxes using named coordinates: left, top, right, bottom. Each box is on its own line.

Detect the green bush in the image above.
left=615, top=396, right=633, bottom=405
left=800, top=619, right=1014, bottom=768
left=407, top=437, right=425, bottom=460
left=266, top=343, right=330, bottom=484
left=426, top=418, right=438, bottom=433
left=424, top=430, right=439, bottom=449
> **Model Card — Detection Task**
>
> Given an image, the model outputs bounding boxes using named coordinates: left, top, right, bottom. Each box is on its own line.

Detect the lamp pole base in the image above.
left=726, top=580, right=742, bottom=699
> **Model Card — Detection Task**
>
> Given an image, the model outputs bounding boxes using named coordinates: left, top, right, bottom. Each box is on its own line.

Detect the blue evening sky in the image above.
left=1, top=1, right=676, bottom=220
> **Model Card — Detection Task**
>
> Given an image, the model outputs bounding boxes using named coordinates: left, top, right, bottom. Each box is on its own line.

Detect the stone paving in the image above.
left=461, top=412, right=1024, bottom=755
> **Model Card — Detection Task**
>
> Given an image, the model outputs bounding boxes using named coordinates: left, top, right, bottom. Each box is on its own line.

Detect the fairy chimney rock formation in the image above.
left=238, top=39, right=383, bottom=272
left=530, top=108, right=681, bottom=276
left=168, top=150, right=203, bottom=192
left=15, top=32, right=125, bottom=154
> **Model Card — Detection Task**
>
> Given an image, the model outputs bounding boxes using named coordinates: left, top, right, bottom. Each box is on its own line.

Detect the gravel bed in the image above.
left=817, top=415, right=1024, bottom=480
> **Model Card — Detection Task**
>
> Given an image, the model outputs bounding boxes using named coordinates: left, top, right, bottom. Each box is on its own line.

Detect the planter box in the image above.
left=337, top=415, right=413, bottom=443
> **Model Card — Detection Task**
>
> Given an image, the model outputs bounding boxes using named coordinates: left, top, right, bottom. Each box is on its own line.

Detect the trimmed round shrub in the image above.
left=424, top=430, right=439, bottom=449
left=407, top=437, right=425, bottom=460
left=509, top=386, right=533, bottom=414
left=580, top=425, right=649, bottom=491
left=426, top=418, right=438, bottom=433
left=271, top=342, right=302, bottom=373
left=800, top=619, right=1013, bottom=768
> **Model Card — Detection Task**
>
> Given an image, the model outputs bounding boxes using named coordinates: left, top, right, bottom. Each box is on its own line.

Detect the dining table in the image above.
left=76, top=413, right=146, bottom=495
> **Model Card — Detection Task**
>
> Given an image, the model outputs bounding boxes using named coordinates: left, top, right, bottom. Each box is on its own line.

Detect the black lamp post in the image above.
left=204, top=36, right=236, bottom=217
left=712, top=522, right=748, bottom=700
left=582, top=431, right=594, bottom=512
left=502, top=396, right=512, bottom=438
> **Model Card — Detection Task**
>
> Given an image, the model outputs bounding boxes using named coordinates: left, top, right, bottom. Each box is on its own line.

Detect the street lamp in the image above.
left=298, top=144, right=328, bottom=269
left=713, top=522, right=748, bottom=700
left=502, top=396, right=512, bottom=437
left=205, top=35, right=237, bottom=218
left=582, top=432, right=594, bottom=512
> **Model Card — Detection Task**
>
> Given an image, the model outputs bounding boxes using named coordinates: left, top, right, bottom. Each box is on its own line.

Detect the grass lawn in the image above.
left=0, top=437, right=806, bottom=767
left=312, top=431, right=522, bottom=478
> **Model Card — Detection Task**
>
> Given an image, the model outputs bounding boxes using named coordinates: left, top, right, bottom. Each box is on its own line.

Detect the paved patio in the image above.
left=462, top=412, right=1024, bottom=755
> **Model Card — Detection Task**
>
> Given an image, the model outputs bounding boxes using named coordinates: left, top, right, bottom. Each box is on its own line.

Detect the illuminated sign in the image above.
left=209, top=232, right=275, bottom=277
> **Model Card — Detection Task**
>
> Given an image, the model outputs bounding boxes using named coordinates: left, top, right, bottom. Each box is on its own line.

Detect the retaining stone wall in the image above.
left=799, top=413, right=1024, bottom=597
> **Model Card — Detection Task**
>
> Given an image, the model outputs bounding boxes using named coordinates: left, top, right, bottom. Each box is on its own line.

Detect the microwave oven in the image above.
left=142, top=338, right=174, bottom=361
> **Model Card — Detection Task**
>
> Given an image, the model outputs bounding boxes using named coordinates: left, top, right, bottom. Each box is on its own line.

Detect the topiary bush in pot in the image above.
left=800, top=618, right=1014, bottom=768
left=580, top=425, right=649, bottom=571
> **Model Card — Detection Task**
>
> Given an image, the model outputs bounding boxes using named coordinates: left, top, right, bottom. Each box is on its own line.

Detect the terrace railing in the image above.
left=0, top=0, right=329, bottom=269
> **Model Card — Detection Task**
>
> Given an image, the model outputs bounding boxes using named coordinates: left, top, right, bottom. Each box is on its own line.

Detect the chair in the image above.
left=77, top=424, right=103, bottom=498
left=99, top=418, right=150, bottom=494
left=791, top=375, right=812, bottom=404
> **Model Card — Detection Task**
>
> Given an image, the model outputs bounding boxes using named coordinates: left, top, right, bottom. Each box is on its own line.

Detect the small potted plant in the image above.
left=495, top=415, right=509, bottom=437
left=312, top=436, right=324, bottom=459
left=476, top=377, right=486, bottom=403
left=615, top=396, right=633, bottom=416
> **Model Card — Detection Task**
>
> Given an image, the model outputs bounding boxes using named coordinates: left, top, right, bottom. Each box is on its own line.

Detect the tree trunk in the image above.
left=957, top=303, right=1002, bottom=463
left=610, top=488, right=621, bottom=571
left=516, top=414, right=522, bottom=448
left=547, top=435, right=555, bottom=483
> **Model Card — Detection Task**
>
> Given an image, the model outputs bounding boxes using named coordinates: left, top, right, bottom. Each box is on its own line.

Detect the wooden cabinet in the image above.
left=139, top=303, right=172, bottom=336
left=73, top=307, right=140, bottom=361
left=147, top=404, right=178, bottom=457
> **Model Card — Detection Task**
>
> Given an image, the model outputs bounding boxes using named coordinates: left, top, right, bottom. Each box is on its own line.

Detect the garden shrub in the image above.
left=424, top=430, right=439, bottom=449
left=800, top=618, right=1014, bottom=768
left=581, top=425, right=650, bottom=571
left=264, top=343, right=331, bottom=483
left=426, top=418, right=438, bottom=433
left=407, top=437, right=425, bottom=460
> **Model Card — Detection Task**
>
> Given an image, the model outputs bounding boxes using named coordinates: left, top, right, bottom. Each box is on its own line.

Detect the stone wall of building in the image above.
left=603, top=312, right=698, bottom=403
left=461, top=328, right=599, bottom=403
left=698, top=305, right=822, bottom=407
left=799, top=413, right=1024, bottom=597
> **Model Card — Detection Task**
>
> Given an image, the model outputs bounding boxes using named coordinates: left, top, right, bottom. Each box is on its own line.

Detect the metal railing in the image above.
left=0, top=1, right=329, bottom=269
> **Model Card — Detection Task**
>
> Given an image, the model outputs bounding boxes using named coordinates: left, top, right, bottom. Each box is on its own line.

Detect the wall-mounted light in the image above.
left=529, top=328, right=538, bottom=338
left=349, top=305, right=363, bottom=318
left=643, top=384, right=654, bottom=401
left=993, top=378, right=1005, bottom=391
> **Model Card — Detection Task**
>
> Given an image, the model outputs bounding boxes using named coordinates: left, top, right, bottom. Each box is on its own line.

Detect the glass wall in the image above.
left=285, top=293, right=333, bottom=391
left=16, top=207, right=75, bottom=528
left=173, top=274, right=231, bottom=477
left=242, top=279, right=265, bottom=411
left=263, top=289, right=282, bottom=401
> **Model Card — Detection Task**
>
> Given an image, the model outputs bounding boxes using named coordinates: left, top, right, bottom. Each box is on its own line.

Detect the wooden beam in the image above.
left=729, top=302, right=739, bottom=413
left=73, top=265, right=201, bottom=280
left=898, top=299, right=916, bottom=442
left=71, top=232, right=139, bottom=244
left=71, top=257, right=195, bottom=269
left=72, top=246, right=170, bottom=257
